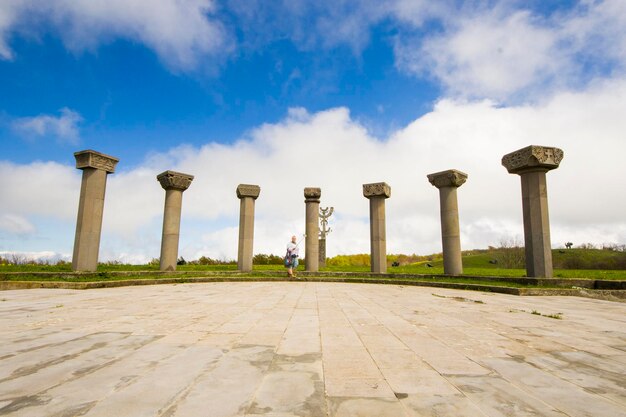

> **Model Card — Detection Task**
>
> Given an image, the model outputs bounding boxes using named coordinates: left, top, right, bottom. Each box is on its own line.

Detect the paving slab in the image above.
left=0, top=282, right=625, bottom=417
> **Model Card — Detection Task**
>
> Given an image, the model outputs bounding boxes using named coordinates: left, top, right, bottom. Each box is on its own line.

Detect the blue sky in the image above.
left=1, top=0, right=625, bottom=262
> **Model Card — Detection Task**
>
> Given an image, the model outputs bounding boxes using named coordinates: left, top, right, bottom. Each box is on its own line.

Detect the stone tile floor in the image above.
left=0, top=282, right=625, bottom=417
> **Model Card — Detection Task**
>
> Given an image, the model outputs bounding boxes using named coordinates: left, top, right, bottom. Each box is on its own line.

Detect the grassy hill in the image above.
left=381, top=248, right=626, bottom=279
left=389, top=248, right=626, bottom=270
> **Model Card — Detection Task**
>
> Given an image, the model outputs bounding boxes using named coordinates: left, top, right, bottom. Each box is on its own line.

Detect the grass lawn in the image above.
left=1, top=248, right=624, bottom=280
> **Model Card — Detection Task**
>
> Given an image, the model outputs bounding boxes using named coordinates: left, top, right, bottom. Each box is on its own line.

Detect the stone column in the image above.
left=304, top=188, right=321, bottom=272
left=319, top=238, right=326, bottom=268
left=72, top=150, right=119, bottom=272
left=502, top=145, right=564, bottom=278
left=363, top=182, right=391, bottom=273
left=427, top=169, right=468, bottom=276
left=157, top=171, right=194, bottom=271
left=236, top=184, right=261, bottom=272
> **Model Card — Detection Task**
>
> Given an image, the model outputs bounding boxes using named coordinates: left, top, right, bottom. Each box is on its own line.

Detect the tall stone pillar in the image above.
left=304, top=187, right=321, bottom=272
left=157, top=171, right=194, bottom=271
left=237, top=184, right=261, bottom=272
left=427, top=169, right=468, bottom=276
left=72, top=150, right=119, bottom=272
left=502, top=145, right=564, bottom=278
left=363, top=182, right=391, bottom=273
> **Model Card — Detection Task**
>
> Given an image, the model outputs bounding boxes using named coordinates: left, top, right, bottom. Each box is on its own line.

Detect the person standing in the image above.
left=285, top=235, right=300, bottom=278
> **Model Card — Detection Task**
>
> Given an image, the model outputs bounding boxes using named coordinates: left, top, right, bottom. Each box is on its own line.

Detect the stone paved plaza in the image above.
left=1, top=282, right=625, bottom=417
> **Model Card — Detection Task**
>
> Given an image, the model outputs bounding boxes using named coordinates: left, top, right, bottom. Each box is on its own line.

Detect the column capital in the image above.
left=427, top=169, right=468, bottom=189
left=157, top=170, right=194, bottom=191
left=236, top=184, right=261, bottom=199
left=304, top=187, right=321, bottom=203
left=502, top=145, right=564, bottom=175
left=74, top=150, right=119, bottom=173
left=363, top=182, right=391, bottom=199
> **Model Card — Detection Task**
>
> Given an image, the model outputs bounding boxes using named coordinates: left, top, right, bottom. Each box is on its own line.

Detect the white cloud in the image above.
left=0, top=0, right=229, bottom=71
left=0, top=161, right=79, bottom=219
left=394, top=0, right=626, bottom=100
left=3, top=78, right=626, bottom=262
left=0, top=0, right=19, bottom=60
left=0, top=214, right=35, bottom=235
left=399, top=10, right=560, bottom=99
left=562, top=0, right=626, bottom=66
left=12, top=108, right=83, bottom=144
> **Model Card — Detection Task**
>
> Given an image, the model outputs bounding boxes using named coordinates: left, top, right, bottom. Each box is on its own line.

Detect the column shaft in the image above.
left=72, top=168, right=108, bottom=271
left=520, top=171, right=553, bottom=277
left=319, top=238, right=326, bottom=268
left=439, top=187, right=463, bottom=275
left=237, top=197, right=256, bottom=272
left=369, top=197, right=387, bottom=273
left=160, top=188, right=183, bottom=271
left=305, top=200, right=320, bottom=271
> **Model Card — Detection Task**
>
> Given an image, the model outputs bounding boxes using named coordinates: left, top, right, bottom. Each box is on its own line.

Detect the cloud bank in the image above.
left=2, top=79, right=625, bottom=262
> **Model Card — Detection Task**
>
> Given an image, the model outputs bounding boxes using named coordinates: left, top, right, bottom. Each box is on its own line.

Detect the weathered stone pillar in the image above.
left=319, top=238, right=326, bottom=268
left=502, top=145, right=564, bottom=278
left=236, top=184, right=261, bottom=272
left=157, top=171, right=194, bottom=271
left=304, top=188, right=321, bottom=272
left=427, top=169, right=468, bottom=276
left=363, top=182, right=391, bottom=273
left=72, top=150, right=119, bottom=272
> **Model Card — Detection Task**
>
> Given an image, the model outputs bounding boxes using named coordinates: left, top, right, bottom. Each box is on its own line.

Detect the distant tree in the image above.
left=565, top=242, right=573, bottom=249
left=494, top=237, right=525, bottom=269
left=10, top=253, right=28, bottom=265
left=253, top=254, right=270, bottom=265
left=177, top=256, right=186, bottom=265
left=267, top=254, right=283, bottom=265
left=578, top=243, right=596, bottom=250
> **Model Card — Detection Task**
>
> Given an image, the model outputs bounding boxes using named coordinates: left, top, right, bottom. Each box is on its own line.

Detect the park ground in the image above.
left=1, top=282, right=625, bottom=417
